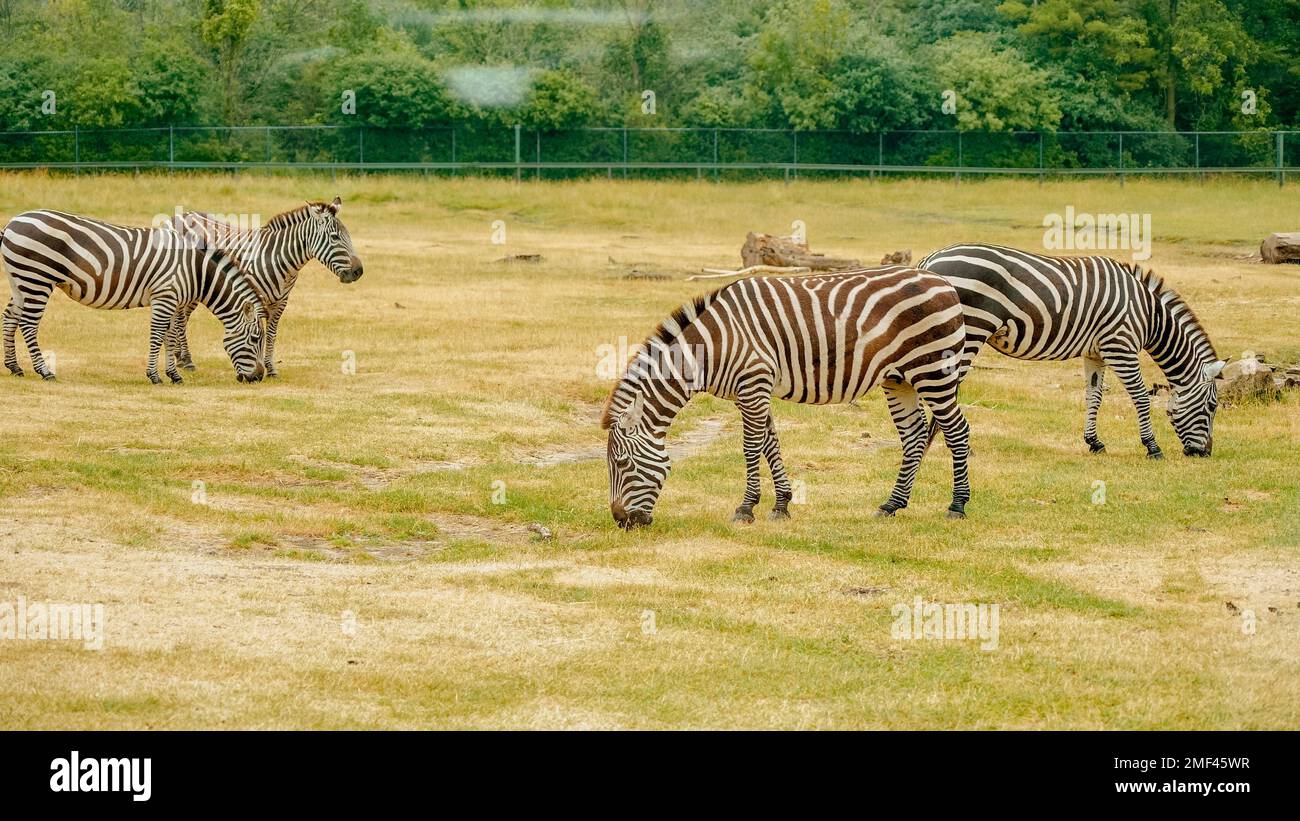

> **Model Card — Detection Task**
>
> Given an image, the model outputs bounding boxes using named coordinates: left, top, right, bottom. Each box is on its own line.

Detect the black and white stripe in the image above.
left=169, top=197, right=362, bottom=376
left=919, top=243, right=1225, bottom=457
left=1, top=210, right=267, bottom=383
left=603, top=267, right=972, bottom=527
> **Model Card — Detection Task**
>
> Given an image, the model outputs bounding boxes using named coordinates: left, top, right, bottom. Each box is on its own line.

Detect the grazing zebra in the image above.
left=603, top=267, right=971, bottom=528
left=167, top=197, right=362, bottom=376
left=1, top=210, right=267, bottom=383
left=919, top=243, right=1225, bottom=458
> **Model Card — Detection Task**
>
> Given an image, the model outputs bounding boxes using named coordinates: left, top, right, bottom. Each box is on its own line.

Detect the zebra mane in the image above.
left=600, top=290, right=719, bottom=430
left=266, top=202, right=328, bottom=229
left=1136, top=266, right=1220, bottom=360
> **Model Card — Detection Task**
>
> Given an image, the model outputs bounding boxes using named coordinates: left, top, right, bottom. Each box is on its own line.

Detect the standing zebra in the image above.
left=919, top=243, right=1225, bottom=458
left=603, top=267, right=972, bottom=528
left=1, top=210, right=267, bottom=383
left=167, top=198, right=362, bottom=376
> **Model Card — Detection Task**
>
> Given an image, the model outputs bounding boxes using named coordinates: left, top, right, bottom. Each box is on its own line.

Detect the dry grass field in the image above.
left=0, top=171, right=1296, bottom=729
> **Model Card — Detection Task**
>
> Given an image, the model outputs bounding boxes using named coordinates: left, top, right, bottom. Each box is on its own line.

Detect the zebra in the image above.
left=167, top=197, right=362, bottom=376
left=603, top=267, right=972, bottom=528
left=919, top=243, right=1225, bottom=458
left=1, top=210, right=267, bottom=383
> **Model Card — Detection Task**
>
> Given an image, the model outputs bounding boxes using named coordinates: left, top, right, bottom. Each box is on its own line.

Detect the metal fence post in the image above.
left=514, top=124, right=521, bottom=182
left=1278, top=131, right=1285, bottom=188
left=265, top=126, right=272, bottom=163
left=713, top=128, right=719, bottom=182
left=1194, top=132, right=1200, bottom=181
left=1038, top=131, right=1044, bottom=185
left=169, top=125, right=175, bottom=171
left=792, top=130, right=798, bottom=182
left=73, top=126, right=79, bottom=166
left=358, top=125, right=364, bottom=165
left=535, top=129, right=540, bottom=180
left=956, top=132, right=962, bottom=183
left=1118, top=132, right=1124, bottom=187
left=451, top=128, right=457, bottom=176
left=622, top=126, right=628, bottom=180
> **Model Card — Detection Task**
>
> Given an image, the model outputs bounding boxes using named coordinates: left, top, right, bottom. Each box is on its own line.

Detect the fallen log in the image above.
left=1260, top=232, right=1300, bottom=264
left=740, top=232, right=861, bottom=271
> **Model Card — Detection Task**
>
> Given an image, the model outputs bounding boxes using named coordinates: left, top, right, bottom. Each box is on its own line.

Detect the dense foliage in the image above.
left=0, top=0, right=1295, bottom=148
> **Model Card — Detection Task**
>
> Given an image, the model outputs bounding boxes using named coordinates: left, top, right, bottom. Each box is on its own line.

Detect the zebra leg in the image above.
left=146, top=301, right=177, bottom=385
left=763, top=415, right=794, bottom=520
left=262, top=298, right=287, bottom=378
left=15, top=289, right=55, bottom=379
left=1083, top=355, right=1107, bottom=453
left=3, top=299, right=22, bottom=376
left=731, top=396, right=771, bottom=524
left=927, top=398, right=972, bottom=519
left=1102, top=347, right=1162, bottom=459
left=173, top=303, right=196, bottom=370
left=876, top=380, right=929, bottom=516
left=162, top=324, right=184, bottom=384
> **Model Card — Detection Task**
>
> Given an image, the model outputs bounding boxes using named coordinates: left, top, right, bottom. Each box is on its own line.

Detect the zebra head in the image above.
left=1167, top=359, right=1225, bottom=456
left=605, top=403, right=671, bottom=529
left=223, top=295, right=266, bottom=383
left=305, top=197, right=363, bottom=283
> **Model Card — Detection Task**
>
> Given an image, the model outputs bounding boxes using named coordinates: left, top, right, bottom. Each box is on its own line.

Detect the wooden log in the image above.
left=1260, top=232, right=1300, bottom=264
left=740, top=232, right=862, bottom=270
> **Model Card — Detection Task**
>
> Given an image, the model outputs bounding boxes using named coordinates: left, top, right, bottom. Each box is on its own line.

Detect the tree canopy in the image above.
left=0, top=0, right=1293, bottom=133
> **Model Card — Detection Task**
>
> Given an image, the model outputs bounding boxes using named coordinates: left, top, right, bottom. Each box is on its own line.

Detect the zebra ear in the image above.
left=329, top=197, right=342, bottom=214
left=1202, top=360, right=1226, bottom=380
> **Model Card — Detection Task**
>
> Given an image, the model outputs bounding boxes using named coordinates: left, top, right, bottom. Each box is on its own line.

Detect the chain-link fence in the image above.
left=0, top=125, right=1293, bottom=183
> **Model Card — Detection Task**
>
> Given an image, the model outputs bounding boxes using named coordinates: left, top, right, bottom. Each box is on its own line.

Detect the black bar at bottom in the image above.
left=0, top=730, right=1287, bottom=808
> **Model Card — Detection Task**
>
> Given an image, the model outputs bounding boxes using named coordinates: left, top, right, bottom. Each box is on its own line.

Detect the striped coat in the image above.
left=167, top=198, right=362, bottom=376
left=920, top=244, right=1224, bottom=457
left=1, top=210, right=266, bottom=383
left=603, top=266, right=972, bottom=527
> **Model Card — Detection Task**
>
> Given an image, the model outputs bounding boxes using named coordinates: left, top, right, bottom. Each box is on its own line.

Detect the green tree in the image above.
left=999, top=0, right=1157, bottom=95
left=1138, top=0, right=1256, bottom=127
left=520, top=70, right=603, bottom=131
left=931, top=32, right=1063, bottom=131
left=321, top=50, right=456, bottom=127
left=201, top=0, right=261, bottom=122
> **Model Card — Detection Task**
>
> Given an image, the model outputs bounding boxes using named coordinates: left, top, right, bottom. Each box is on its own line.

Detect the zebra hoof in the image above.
left=181, top=362, right=197, bottom=372
left=147, top=373, right=163, bottom=385
left=769, top=507, right=791, bottom=521
left=731, top=507, right=755, bottom=525
left=1146, top=449, right=1164, bottom=460
left=168, top=374, right=184, bottom=385
left=874, top=506, right=896, bottom=518
left=946, top=506, right=967, bottom=520
left=1087, top=441, right=1106, bottom=454
left=37, top=371, right=55, bottom=381
left=8, top=368, right=22, bottom=377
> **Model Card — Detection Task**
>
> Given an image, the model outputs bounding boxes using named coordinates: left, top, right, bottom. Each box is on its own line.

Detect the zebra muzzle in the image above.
left=612, top=503, right=652, bottom=530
